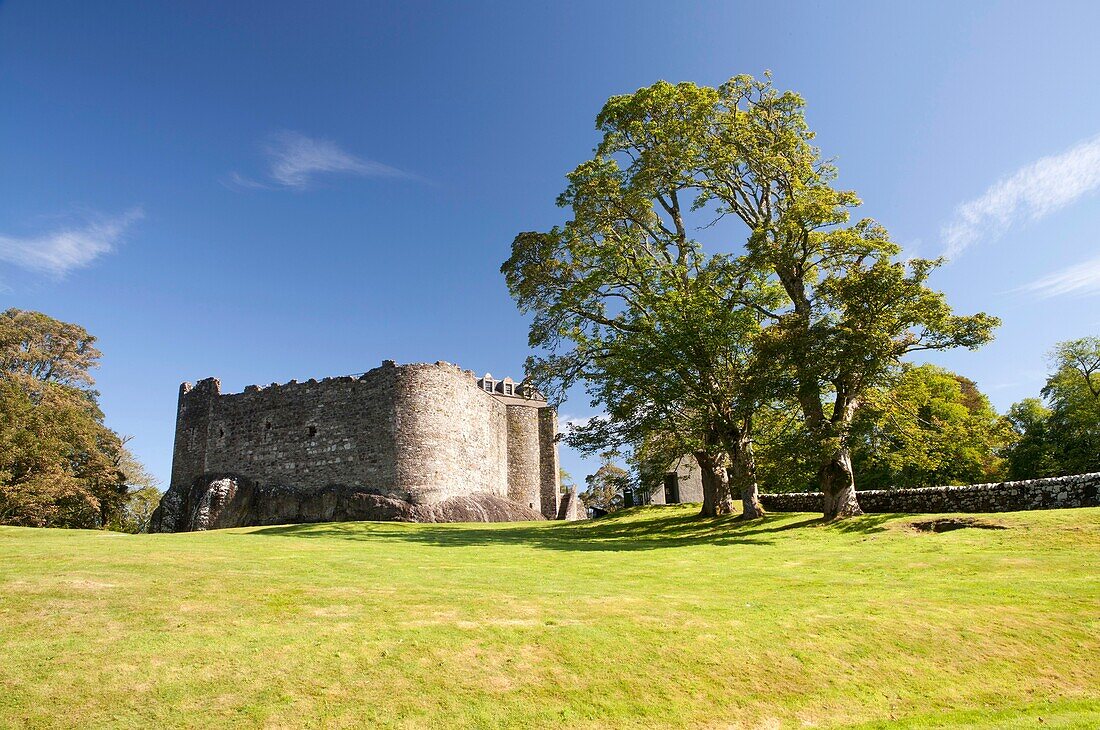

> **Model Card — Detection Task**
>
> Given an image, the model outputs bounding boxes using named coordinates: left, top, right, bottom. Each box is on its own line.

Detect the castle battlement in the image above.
left=179, top=360, right=546, bottom=406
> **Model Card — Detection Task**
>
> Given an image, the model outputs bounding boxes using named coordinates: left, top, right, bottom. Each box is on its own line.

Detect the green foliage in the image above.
left=0, top=307, right=102, bottom=387
left=0, top=309, right=144, bottom=529
left=0, top=374, right=125, bottom=528
left=749, top=403, right=819, bottom=493
left=504, top=75, right=998, bottom=516
left=849, top=364, right=1013, bottom=489
left=749, top=366, right=1014, bottom=492
left=502, top=79, right=780, bottom=515
left=693, top=75, right=998, bottom=503
left=1006, top=337, right=1100, bottom=478
left=1043, top=337, right=1100, bottom=474
left=105, top=442, right=163, bottom=533
left=580, top=455, right=631, bottom=512
left=108, top=485, right=162, bottom=534
left=1004, top=398, right=1060, bottom=479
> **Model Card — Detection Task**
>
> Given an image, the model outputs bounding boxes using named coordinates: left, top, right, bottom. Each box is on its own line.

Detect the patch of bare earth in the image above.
left=909, top=517, right=1009, bottom=533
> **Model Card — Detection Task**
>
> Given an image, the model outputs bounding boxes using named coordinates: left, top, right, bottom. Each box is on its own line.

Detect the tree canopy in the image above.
left=0, top=308, right=102, bottom=388
left=503, top=74, right=998, bottom=519
left=1005, top=337, right=1100, bottom=479
left=0, top=309, right=148, bottom=530
left=579, top=455, right=631, bottom=513
left=849, top=364, right=1012, bottom=489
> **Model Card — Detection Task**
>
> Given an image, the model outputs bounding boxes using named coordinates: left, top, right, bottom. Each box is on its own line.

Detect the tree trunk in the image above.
left=695, top=451, right=732, bottom=517
left=730, top=436, right=765, bottom=520
left=819, top=446, right=863, bottom=519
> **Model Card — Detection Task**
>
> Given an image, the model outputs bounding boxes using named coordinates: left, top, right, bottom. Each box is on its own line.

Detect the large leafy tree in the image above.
left=0, top=308, right=101, bottom=386
left=558, top=270, right=778, bottom=517
left=687, top=74, right=999, bottom=517
left=505, top=75, right=997, bottom=519
left=503, top=82, right=779, bottom=518
left=567, top=362, right=735, bottom=517
left=0, top=309, right=130, bottom=528
left=0, top=371, right=125, bottom=528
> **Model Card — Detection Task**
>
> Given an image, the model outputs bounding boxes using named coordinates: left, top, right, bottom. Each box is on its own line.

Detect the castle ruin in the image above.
left=151, top=360, right=583, bottom=532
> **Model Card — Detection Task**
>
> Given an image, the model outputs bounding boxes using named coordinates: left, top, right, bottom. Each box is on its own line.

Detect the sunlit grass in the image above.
left=2, top=506, right=1098, bottom=728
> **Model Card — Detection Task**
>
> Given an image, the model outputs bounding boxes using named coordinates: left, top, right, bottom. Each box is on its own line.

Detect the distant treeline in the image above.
left=734, top=349, right=1099, bottom=494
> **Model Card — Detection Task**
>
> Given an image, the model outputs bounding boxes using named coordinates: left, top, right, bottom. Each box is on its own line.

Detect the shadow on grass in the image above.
left=825, top=513, right=901, bottom=534
left=245, top=507, right=874, bottom=552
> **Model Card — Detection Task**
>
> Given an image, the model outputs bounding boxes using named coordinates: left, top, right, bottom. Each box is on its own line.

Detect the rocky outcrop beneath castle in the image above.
left=150, top=474, right=545, bottom=532
left=759, top=473, right=1100, bottom=514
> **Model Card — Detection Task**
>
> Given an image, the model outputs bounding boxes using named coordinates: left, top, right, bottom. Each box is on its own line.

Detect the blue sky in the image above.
left=2, top=1, right=1099, bottom=488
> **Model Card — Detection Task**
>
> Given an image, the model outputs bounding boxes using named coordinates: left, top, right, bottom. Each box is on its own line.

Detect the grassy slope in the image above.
left=1, top=507, right=1098, bottom=729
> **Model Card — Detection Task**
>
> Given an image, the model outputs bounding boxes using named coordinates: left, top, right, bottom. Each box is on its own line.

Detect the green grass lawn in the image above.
left=1, top=507, right=1098, bottom=729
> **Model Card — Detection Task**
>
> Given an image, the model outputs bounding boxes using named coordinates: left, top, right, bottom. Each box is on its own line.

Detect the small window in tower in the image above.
left=308, top=426, right=317, bottom=438
left=265, top=421, right=272, bottom=430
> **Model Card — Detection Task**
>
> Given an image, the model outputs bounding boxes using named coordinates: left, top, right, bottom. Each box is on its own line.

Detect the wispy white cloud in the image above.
left=1020, top=254, right=1100, bottom=299
left=0, top=208, right=143, bottom=278
left=227, top=131, right=416, bottom=190
left=901, top=237, right=924, bottom=259
left=942, top=133, right=1100, bottom=258
left=223, top=171, right=271, bottom=190
left=559, top=413, right=607, bottom=435
left=985, top=369, right=1049, bottom=391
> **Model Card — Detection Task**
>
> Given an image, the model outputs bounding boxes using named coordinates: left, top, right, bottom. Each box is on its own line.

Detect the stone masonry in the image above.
left=759, top=473, right=1100, bottom=514
left=650, top=455, right=705, bottom=505
left=151, top=361, right=570, bottom=532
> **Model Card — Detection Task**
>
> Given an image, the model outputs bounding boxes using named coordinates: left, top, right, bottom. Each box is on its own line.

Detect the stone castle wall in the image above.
left=174, top=367, right=401, bottom=500
left=760, top=473, right=1100, bottom=514
left=648, top=455, right=704, bottom=505
left=506, top=405, right=542, bottom=512
left=538, top=409, right=561, bottom=518
left=167, top=361, right=560, bottom=525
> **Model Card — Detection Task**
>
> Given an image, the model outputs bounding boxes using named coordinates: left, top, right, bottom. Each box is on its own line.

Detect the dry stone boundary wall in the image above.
left=760, top=473, right=1100, bottom=513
